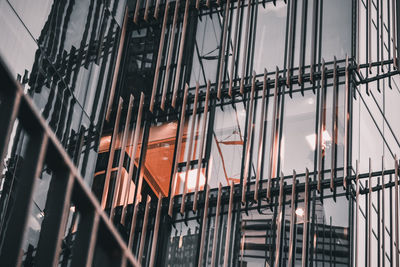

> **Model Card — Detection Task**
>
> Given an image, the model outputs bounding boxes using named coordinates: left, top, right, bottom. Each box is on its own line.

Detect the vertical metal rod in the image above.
left=368, top=0, right=372, bottom=70
left=368, top=158, right=372, bottom=267
left=355, top=160, right=360, bottom=267
left=217, top=0, right=231, bottom=100
left=228, top=0, right=243, bottom=97
left=121, top=93, right=145, bottom=224
left=150, top=1, right=170, bottom=113
left=344, top=55, right=350, bottom=189
left=169, top=83, right=189, bottom=216
left=242, top=124, right=254, bottom=204
left=106, top=8, right=128, bottom=121
left=144, top=0, right=151, bottom=21
left=134, top=0, right=141, bottom=24
left=298, top=0, right=308, bottom=85
left=101, top=97, right=123, bottom=209
left=392, top=0, right=397, bottom=68
left=161, top=0, right=181, bottom=110
left=198, top=185, right=210, bottom=267
left=395, top=155, right=399, bottom=267
left=242, top=73, right=256, bottom=204
left=286, top=0, right=295, bottom=87
left=111, top=95, right=134, bottom=219
left=309, top=0, right=318, bottom=82
left=381, top=156, right=386, bottom=267
left=138, top=195, right=151, bottom=262
left=301, top=168, right=310, bottom=267
left=267, top=68, right=280, bottom=201
left=223, top=182, right=234, bottom=267
left=239, top=0, right=253, bottom=95
left=255, top=69, right=268, bottom=202
left=330, top=57, right=338, bottom=191
left=181, top=82, right=200, bottom=214
left=154, top=0, right=161, bottom=19
left=211, top=183, right=222, bottom=266
left=172, top=0, right=191, bottom=108
left=274, top=171, right=285, bottom=267
left=317, top=60, right=326, bottom=193
left=149, top=194, right=163, bottom=267
left=193, top=81, right=210, bottom=211
left=128, top=200, right=140, bottom=250
left=357, top=0, right=360, bottom=70
left=288, top=170, right=297, bottom=266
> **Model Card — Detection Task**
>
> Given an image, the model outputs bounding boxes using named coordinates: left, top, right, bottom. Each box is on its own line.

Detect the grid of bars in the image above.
left=0, top=58, right=140, bottom=267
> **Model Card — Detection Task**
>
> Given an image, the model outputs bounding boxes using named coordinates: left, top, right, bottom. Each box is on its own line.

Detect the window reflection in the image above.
left=210, top=103, right=246, bottom=187
left=253, top=1, right=287, bottom=73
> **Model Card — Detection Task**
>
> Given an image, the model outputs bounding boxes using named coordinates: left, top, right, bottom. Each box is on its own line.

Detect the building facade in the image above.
left=0, top=0, right=400, bottom=266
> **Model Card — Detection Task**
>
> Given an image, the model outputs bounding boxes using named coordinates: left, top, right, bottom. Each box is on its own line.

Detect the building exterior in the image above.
left=0, top=0, right=400, bottom=266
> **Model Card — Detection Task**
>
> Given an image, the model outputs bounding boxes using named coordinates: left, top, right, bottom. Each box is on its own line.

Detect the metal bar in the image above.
left=357, top=0, right=360, bottom=69
left=310, top=0, right=319, bottom=82
left=217, top=0, right=231, bottom=99
left=128, top=200, right=140, bottom=250
left=144, top=0, right=151, bottom=21
left=172, top=0, right=190, bottom=108
left=211, top=183, right=222, bottom=266
left=138, top=195, right=152, bottom=262
left=355, top=160, right=359, bottom=267
left=223, top=182, right=234, bottom=267
left=111, top=95, right=134, bottom=219
left=0, top=132, right=48, bottom=267
left=301, top=168, right=309, bottom=267
left=381, top=156, right=386, bottom=267
left=255, top=69, right=267, bottom=202
left=368, top=158, right=372, bottom=267
left=169, top=83, right=189, bottom=216
left=317, top=59, right=326, bottom=193
left=395, top=155, right=399, bottom=267
left=134, top=0, right=141, bottom=24
left=70, top=211, right=100, bottom=267
left=198, top=185, right=210, bottom=267
left=242, top=124, right=254, bottom=204
left=274, top=171, right=285, bottom=267
left=121, top=93, right=145, bottom=224
left=106, top=8, right=128, bottom=121
left=286, top=0, right=296, bottom=88
left=239, top=0, right=253, bottom=95
left=228, top=0, right=242, bottom=97
left=392, top=0, right=397, bottom=68
left=161, top=0, right=181, bottom=110
left=331, top=57, right=338, bottom=191
left=242, top=73, right=256, bottom=204
left=368, top=0, right=372, bottom=70
left=154, top=0, right=161, bottom=19
left=35, top=172, right=74, bottom=267
left=101, top=97, right=123, bottom=209
left=267, top=68, right=280, bottom=201
left=150, top=1, right=170, bottom=112
left=181, top=82, right=200, bottom=214
left=149, top=194, right=162, bottom=267
left=193, top=81, right=210, bottom=212
left=298, top=0, right=308, bottom=85
left=344, top=55, right=350, bottom=189
left=287, top=170, right=297, bottom=266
